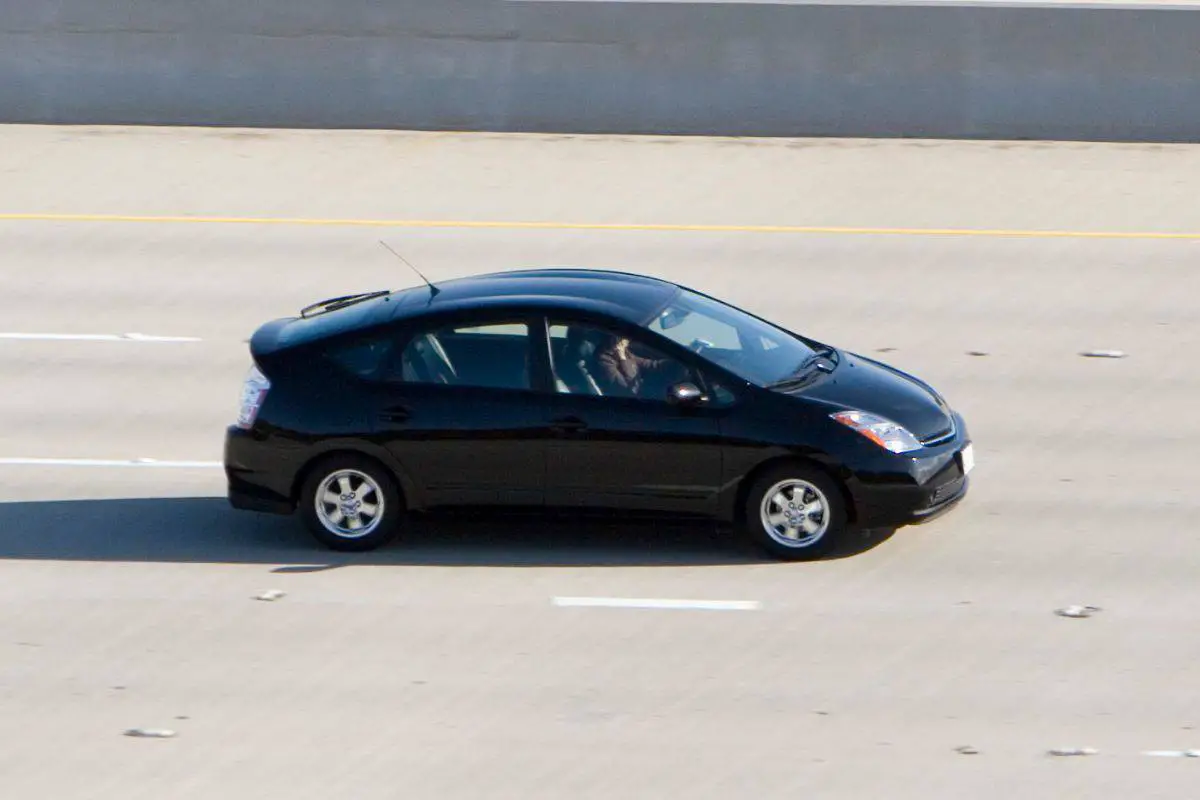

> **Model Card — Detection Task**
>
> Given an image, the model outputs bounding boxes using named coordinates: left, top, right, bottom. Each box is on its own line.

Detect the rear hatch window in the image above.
left=251, top=290, right=406, bottom=359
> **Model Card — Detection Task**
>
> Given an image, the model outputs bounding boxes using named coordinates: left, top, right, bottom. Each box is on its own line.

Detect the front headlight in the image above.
left=831, top=410, right=922, bottom=454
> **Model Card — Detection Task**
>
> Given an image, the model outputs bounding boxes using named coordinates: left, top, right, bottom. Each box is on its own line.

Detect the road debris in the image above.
left=1048, top=747, right=1097, bottom=757
left=966, top=351, right=989, bottom=357
left=1079, top=349, right=1127, bottom=359
left=254, top=590, right=286, bottom=602
left=955, top=745, right=980, bottom=755
left=124, top=728, right=176, bottom=738
left=1055, top=605, right=1101, bottom=618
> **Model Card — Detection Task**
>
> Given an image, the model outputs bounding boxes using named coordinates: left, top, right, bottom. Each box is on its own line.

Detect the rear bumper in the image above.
left=224, top=425, right=297, bottom=516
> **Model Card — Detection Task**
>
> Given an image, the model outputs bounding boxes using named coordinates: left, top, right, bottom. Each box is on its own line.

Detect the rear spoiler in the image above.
left=248, top=317, right=293, bottom=362
left=248, top=290, right=399, bottom=362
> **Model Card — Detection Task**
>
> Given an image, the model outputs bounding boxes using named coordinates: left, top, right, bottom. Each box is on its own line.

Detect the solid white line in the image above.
left=552, top=596, right=761, bottom=611
left=0, top=458, right=222, bottom=469
left=510, top=0, right=1200, bottom=7
left=0, top=332, right=202, bottom=343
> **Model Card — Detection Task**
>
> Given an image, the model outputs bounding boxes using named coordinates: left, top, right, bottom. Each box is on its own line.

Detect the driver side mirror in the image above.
left=667, top=382, right=708, bottom=407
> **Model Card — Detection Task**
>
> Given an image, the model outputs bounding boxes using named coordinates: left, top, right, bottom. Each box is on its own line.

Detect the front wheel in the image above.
left=741, top=464, right=847, bottom=561
left=298, top=454, right=403, bottom=552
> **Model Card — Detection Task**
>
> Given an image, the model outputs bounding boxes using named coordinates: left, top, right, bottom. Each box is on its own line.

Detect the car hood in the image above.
left=782, top=351, right=955, bottom=442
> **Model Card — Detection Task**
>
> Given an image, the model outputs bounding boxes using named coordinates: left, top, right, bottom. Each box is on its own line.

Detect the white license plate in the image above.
left=959, top=444, right=975, bottom=475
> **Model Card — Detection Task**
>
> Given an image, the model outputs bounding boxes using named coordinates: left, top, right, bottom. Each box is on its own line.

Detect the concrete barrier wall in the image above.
left=1, top=1, right=1197, bottom=141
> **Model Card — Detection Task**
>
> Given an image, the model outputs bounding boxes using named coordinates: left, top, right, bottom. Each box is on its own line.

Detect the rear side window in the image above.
left=399, top=321, right=531, bottom=391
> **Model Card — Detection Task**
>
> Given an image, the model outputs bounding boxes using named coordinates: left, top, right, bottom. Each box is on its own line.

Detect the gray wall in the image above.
left=1, top=0, right=1198, bottom=141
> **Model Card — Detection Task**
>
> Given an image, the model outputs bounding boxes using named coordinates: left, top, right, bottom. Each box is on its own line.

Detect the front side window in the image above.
left=645, top=289, right=819, bottom=387
left=547, top=320, right=694, bottom=402
left=400, top=320, right=532, bottom=391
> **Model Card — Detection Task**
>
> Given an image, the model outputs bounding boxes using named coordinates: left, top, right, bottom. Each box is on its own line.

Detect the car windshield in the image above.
left=644, top=289, right=822, bottom=387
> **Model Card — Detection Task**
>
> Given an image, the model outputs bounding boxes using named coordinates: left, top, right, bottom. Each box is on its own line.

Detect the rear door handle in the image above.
left=550, top=416, right=587, bottom=433
left=379, top=406, right=412, bottom=423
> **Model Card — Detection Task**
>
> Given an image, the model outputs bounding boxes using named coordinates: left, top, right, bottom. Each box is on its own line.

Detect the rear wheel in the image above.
left=298, top=454, right=403, bottom=551
left=741, top=463, right=846, bottom=561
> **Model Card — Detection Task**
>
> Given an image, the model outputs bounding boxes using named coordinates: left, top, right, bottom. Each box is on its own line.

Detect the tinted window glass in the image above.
left=323, top=335, right=394, bottom=380
left=548, top=321, right=691, bottom=402
left=401, top=321, right=531, bottom=391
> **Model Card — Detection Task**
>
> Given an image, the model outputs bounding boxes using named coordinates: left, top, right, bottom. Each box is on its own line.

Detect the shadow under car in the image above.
left=0, top=497, right=895, bottom=568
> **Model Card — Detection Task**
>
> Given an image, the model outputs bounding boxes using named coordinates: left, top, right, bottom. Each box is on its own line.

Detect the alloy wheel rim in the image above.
left=759, top=479, right=830, bottom=548
left=315, top=469, right=385, bottom=539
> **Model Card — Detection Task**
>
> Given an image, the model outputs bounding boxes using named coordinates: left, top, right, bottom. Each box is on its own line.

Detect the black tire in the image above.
left=740, top=462, right=847, bottom=561
left=297, top=454, right=404, bottom=552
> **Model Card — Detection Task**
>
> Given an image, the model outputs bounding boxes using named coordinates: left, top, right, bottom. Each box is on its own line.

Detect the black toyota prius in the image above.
left=224, top=268, right=973, bottom=560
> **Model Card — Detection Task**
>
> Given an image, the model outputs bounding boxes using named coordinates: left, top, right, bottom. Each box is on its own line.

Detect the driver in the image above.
left=595, top=333, right=675, bottom=398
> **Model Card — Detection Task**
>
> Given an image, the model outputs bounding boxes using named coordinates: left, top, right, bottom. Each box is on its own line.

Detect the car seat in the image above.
left=560, top=326, right=604, bottom=395
left=401, top=333, right=458, bottom=384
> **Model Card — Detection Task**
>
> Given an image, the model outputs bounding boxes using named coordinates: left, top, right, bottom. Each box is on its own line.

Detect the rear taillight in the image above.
left=236, top=364, right=271, bottom=429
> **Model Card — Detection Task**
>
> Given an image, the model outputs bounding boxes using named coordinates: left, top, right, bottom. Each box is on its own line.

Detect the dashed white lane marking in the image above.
left=0, top=332, right=202, bottom=343
left=552, top=596, right=761, bottom=611
left=0, top=458, right=222, bottom=469
left=1143, top=750, right=1200, bottom=758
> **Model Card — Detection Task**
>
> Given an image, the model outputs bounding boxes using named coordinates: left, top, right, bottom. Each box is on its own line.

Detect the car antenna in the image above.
left=379, top=239, right=439, bottom=297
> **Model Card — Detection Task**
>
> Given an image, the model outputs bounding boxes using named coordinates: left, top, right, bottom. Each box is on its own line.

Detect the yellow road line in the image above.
left=1, top=212, right=1198, bottom=240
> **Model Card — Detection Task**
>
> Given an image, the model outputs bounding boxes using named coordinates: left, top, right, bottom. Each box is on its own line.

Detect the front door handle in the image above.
left=550, top=415, right=587, bottom=433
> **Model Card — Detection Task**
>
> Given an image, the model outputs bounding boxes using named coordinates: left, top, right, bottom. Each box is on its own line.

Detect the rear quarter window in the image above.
left=322, top=336, right=395, bottom=380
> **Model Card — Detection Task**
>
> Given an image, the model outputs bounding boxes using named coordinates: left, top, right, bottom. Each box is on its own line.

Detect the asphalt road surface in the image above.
left=1, top=126, right=1198, bottom=799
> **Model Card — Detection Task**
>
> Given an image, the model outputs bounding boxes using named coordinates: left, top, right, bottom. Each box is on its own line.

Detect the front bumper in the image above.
left=847, top=413, right=974, bottom=529
left=908, top=473, right=970, bottom=522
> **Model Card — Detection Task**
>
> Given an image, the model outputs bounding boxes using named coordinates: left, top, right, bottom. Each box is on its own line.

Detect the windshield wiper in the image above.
left=767, top=372, right=821, bottom=391
left=767, top=346, right=838, bottom=390
left=807, top=344, right=838, bottom=366
left=300, top=290, right=390, bottom=319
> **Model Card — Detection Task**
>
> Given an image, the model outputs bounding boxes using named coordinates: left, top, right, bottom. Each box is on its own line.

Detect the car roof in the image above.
left=384, top=268, right=681, bottom=325
left=257, top=269, right=684, bottom=356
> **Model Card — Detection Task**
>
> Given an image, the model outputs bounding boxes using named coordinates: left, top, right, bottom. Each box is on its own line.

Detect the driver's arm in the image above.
left=596, top=350, right=635, bottom=394
left=628, top=345, right=672, bottom=372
